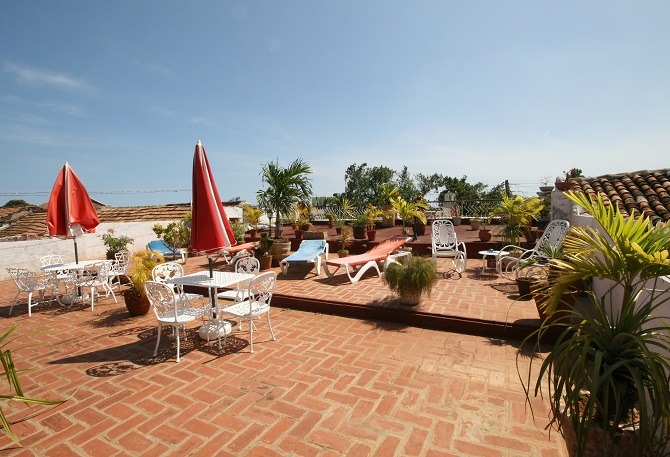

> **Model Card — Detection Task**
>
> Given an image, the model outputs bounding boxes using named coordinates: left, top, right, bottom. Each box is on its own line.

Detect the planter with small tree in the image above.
left=242, top=203, right=262, bottom=239
left=254, top=234, right=274, bottom=271
left=123, top=249, right=164, bottom=316
left=337, top=226, right=352, bottom=258
left=101, top=229, right=134, bottom=260
left=352, top=215, right=368, bottom=240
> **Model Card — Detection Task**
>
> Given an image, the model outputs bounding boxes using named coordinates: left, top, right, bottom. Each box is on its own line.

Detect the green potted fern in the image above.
left=383, top=256, right=437, bottom=305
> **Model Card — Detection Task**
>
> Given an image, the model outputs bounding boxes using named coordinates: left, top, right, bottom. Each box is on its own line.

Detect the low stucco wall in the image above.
left=0, top=221, right=172, bottom=280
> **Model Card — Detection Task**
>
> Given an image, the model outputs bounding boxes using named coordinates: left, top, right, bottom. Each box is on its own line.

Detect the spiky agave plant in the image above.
left=0, top=326, right=66, bottom=445
left=519, top=191, right=670, bottom=456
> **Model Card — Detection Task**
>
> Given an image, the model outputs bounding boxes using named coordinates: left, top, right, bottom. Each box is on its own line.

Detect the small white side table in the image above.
left=478, top=250, right=508, bottom=274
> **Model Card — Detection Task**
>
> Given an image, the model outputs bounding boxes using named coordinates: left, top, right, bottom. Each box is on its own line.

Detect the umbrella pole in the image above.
left=73, top=238, right=82, bottom=298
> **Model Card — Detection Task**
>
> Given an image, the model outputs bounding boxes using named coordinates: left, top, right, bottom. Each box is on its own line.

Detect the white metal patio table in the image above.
left=41, top=259, right=112, bottom=305
left=478, top=250, right=508, bottom=275
left=165, top=270, right=255, bottom=340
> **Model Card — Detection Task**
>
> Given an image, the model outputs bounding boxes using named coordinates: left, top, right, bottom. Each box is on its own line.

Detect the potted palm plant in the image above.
left=337, top=226, right=352, bottom=257
left=123, top=249, right=164, bottom=316
left=519, top=191, right=670, bottom=457
left=351, top=215, right=368, bottom=240
left=363, top=204, right=382, bottom=241
left=257, top=159, right=313, bottom=239
left=242, top=203, right=262, bottom=239
left=490, top=193, right=544, bottom=246
left=377, top=183, right=399, bottom=228
left=254, top=234, right=274, bottom=271
left=389, top=196, right=427, bottom=236
left=383, top=256, right=438, bottom=305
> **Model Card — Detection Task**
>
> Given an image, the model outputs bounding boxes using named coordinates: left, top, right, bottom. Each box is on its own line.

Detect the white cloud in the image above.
left=4, top=62, right=93, bottom=92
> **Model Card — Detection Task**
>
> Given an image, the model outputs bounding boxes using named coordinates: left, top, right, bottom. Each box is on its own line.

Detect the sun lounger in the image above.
left=147, top=240, right=186, bottom=263
left=280, top=239, right=329, bottom=276
left=323, top=236, right=410, bottom=284
left=222, top=241, right=259, bottom=265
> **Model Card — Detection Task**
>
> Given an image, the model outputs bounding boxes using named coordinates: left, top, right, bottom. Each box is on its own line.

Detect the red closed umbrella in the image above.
left=46, top=162, right=100, bottom=263
left=190, top=141, right=236, bottom=277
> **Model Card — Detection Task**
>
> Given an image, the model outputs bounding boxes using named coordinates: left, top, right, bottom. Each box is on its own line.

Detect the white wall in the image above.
left=553, top=191, right=670, bottom=356
left=0, top=221, right=177, bottom=280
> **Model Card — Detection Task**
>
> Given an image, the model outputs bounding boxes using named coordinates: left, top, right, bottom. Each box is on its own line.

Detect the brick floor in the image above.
left=0, top=233, right=567, bottom=455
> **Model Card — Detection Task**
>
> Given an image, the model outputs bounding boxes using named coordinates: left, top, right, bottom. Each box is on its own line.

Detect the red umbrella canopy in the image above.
left=190, top=141, right=236, bottom=255
left=46, top=162, right=100, bottom=238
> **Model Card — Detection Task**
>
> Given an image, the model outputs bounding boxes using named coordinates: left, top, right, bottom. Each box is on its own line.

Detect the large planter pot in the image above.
left=478, top=228, right=492, bottom=242
left=470, top=220, right=482, bottom=231
left=515, top=277, right=539, bottom=300
left=294, top=229, right=303, bottom=240
left=123, top=289, right=151, bottom=316
left=248, top=229, right=258, bottom=239
left=561, top=412, right=638, bottom=457
left=256, top=254, right=273, bottom=271
left=413, top=222, right=426, bottom=236
left=271, top=240, right=291, bottom=262
left=352, top=226, right=367, bottom=240
left=398, top=290, right=422, bottom=306
left=381, top=205, right=395, bottom=228
left=533, top=288, right=577, bottom=323
left=367, top=229, right=377, bottom=241
left=451, top=216, right=462, bottom=226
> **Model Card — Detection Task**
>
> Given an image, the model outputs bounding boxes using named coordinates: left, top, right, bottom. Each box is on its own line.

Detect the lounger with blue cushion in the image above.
left=280, top=239, right=329, bottom=276
left=147, top=240, right=186, bottom=263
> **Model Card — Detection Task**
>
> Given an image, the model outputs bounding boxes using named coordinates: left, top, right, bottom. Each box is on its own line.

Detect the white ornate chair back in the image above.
left=431, top=219, right=458, bottom=251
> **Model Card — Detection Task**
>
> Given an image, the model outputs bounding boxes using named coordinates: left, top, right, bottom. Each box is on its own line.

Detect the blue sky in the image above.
left=1, top=1, right=668, bottom=207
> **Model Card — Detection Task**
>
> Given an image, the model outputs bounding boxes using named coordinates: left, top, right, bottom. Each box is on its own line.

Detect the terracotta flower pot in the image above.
left=478, top=228, right=492, bottom=242
left=123, top=289, right=151, bottom=316
left=367, top=229, right=377, bottom=241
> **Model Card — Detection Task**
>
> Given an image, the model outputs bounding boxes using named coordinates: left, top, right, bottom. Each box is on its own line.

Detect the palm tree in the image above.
left=257, top=159, right=313, bottom=238
left=389, top=196, right=427, bottom=235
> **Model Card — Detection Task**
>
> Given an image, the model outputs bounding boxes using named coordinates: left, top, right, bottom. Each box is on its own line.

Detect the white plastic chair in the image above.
left=496, top=219, right=570, bottom=280
left=220, top=271, right=277, bottom=353
left=217, top=256, right=260, bottom=303
left=6, top=268, right=51, bottom=317
left=145, top=281, right=201, bottom=362
left=152, top=262, right=207, bottom=318
left=430, top=219, right=467, bottom=273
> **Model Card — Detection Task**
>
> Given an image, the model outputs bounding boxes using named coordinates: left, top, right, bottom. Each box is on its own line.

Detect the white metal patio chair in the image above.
left=219, top=271, right=277, bottom=353
left=67, top=261, right=117, bottom=311
left=430, top=219, right=467, bottom=273
left=152, top=262, right=208, bottom=319
left=217, top=256, right=260, bottom=303
left=496, top=219, right=570, bottom=280
left=145, top=280, right=202, bottom=362
left=6, top=268, right=52, bottom=317
left=108, top=251, right=130, bottom=292
left=39, top=254, right=71, bottom=296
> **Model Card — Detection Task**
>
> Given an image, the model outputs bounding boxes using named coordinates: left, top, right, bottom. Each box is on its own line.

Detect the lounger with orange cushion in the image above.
left=222, top=241, right=259, bottom=265
left=323, top=236, right=411, bottom=284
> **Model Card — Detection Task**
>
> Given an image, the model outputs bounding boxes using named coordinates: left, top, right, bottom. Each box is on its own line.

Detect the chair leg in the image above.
left=27, top=292, right=33, bottom=317
left=175, top=324, right=181, bottom=362
left=267, top=312, right=276, bottom=341
left=249, top=318, right=254, bottom=353
left=153, top=323, right=162, bottom=357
